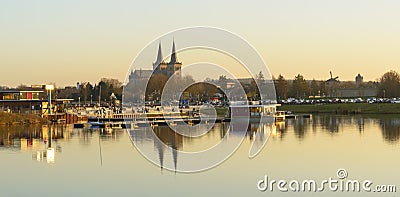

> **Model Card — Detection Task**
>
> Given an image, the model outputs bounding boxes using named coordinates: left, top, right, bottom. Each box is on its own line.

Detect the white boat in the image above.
left=228, top=102, right=280, bottom=123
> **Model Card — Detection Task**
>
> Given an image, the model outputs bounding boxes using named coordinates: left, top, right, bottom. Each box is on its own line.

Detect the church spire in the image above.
left=170, top=39, right=178, bottom=64
left=155, top=42, right=164, bottom=67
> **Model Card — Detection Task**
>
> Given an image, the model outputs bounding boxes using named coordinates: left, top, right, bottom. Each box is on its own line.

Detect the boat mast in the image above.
left=99, top=85, right=102, bottom=118
left=99, top=85, right=101, bottom=106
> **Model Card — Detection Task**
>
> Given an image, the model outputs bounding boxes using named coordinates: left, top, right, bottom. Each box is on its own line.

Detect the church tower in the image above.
left=166, top=40, right=182, bottom=78
left=153, top=42, right=167, bottom=73
left=152, top=41, right=181, bottom=78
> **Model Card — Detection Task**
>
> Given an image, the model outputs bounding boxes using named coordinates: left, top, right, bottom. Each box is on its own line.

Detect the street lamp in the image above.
left=99, top=85, right=101, bottom=107
left=90, top=94, right=93, bottom=105
left=45, top=85, right=55, bottom=115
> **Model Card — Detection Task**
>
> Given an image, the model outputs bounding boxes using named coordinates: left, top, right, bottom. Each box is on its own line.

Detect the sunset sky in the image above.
left=1, top=0, right=399, bottom=87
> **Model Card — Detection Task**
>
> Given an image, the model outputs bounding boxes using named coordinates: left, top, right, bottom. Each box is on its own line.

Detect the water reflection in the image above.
left=0, top=124, right=64, bottom=151
left=130, top=121, right=276, bottom=171
left=33, top=125, right=57, bottom=163
left=129, top=115, right=400, bottom=171
left=0, top=115, right=399, bottom=196
left=285, top=115, right=400, bottom=143
left=379, top=117, right=400, bottom=143
left=0, top=114, right=399, bottom=168
left=292, top=117, right=311, bottom=138
left=0, top=124, right=125, bottom=165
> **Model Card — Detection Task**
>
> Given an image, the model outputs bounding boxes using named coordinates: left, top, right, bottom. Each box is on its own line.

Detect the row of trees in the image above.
left=57, top=78, right=123, bottom=103
left=378, top=70, right=400, bottom=98
left=274, top=74, right=328, bottom=99
left=125, top=70, right=400, bottom=104
left=2, top=70, right=398, bottom=103
left=274, top=70, right=400, bottom=99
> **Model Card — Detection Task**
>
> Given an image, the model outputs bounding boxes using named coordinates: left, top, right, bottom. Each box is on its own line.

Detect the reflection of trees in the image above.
left=354, top=117, right=364, bottom=133
left=379, top=118, right=400, bottom=143
left=292, top=118, right=311, bottom=139
left=314, top=115, right=366, bottom=134
left=246, top=123, right=259, bottom=141
left=220, top=122, right=228, bottom=139
left=0, top=125, right=43, bottom=146
left=309, top=115, right=399, bottom=143
left=317, top=115, right=340, bottom=133
left=0, top=125, right=125, bottom=148
left=80, top=129, right=92, bottom=145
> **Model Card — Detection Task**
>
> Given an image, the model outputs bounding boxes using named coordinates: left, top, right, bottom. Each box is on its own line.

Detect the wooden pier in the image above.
left=43, top=113, right=87, bottom=124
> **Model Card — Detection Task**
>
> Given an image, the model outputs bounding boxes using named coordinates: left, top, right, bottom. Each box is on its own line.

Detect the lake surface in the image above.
left=0, top=114, right=399, bottom=196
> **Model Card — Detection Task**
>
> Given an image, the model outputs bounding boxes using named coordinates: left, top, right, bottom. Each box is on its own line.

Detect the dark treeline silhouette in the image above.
left=57, top=78, right=123, bottom=103
left=274, top=70, right=400, bottom=100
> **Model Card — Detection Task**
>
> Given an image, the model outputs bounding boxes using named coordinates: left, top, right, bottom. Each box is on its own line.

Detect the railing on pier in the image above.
left=43, top=113, right=87, bottom=124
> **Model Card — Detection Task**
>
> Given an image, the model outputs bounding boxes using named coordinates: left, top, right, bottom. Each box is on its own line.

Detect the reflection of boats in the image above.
left=73, top=123, right=85, bottom=128
left=90, top=122, right=127, bottom=129
left=103, top=127, right=113, bottom=134
left=131, top=122, right=139, bottom=129
left=90, top=122, right=104, bottom=129
left=275, top=111, right=286, bottom=122
left=168, top=121, right=177, bottom=126
left=150, top=122, right=158, bottom=127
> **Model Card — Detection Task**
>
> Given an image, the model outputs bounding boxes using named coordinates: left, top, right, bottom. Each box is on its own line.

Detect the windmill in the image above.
left=326, top=71, right=339, bottom=97
left=330, top=71, right=339, bottom=80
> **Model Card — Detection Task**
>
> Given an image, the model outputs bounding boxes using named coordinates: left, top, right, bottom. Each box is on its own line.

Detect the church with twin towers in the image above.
left=153, top=41, right=182, bottom=78
left=129, top=40, right=182, bottom=82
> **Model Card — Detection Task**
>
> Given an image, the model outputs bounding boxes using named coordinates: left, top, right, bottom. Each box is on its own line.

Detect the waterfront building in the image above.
left=0, top=87, right=72, bottom=114
left=0, top=89, right=44, bottom=113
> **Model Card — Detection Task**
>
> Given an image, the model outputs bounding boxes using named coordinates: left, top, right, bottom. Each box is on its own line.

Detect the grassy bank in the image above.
left=278, top=103, right=400, bottom=114
left=198, top=107, right=229, bottom=117
left=0, top=112, right=48, bottom=125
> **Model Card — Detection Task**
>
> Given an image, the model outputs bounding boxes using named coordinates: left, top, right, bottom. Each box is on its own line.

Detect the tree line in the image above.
left=49, top=78, right=123, bottom=104
left=274, top=70, right=400, bottom=99
left=2, top=70, right=399, bottom=103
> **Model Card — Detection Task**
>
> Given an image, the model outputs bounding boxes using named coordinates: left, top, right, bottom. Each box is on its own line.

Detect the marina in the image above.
left=2, top=1, right=400, bottom=196
left=42, top=102, right=313, bottom=131
left=1, top=114, right=399, bottom=196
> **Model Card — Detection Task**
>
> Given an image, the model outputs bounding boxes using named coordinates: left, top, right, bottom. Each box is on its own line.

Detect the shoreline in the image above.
left=277, top=103, right=400, bottom=114
left=0, top=112, right=48, bottom=125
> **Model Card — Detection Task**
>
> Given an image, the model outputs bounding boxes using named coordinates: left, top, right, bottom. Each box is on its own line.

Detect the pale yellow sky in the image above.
left=1, top=0, right=399, bottom=87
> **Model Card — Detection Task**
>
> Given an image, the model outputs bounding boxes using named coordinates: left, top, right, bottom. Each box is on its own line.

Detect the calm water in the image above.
left=0, top=115, right=399, bottom=196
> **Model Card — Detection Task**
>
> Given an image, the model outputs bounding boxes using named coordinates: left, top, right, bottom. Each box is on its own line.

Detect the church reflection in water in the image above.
left=0, top=115, right=399, bottom=168
left=129, top=115, right=400, bottom=171
left=130, top=120, right=278, bottom=172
